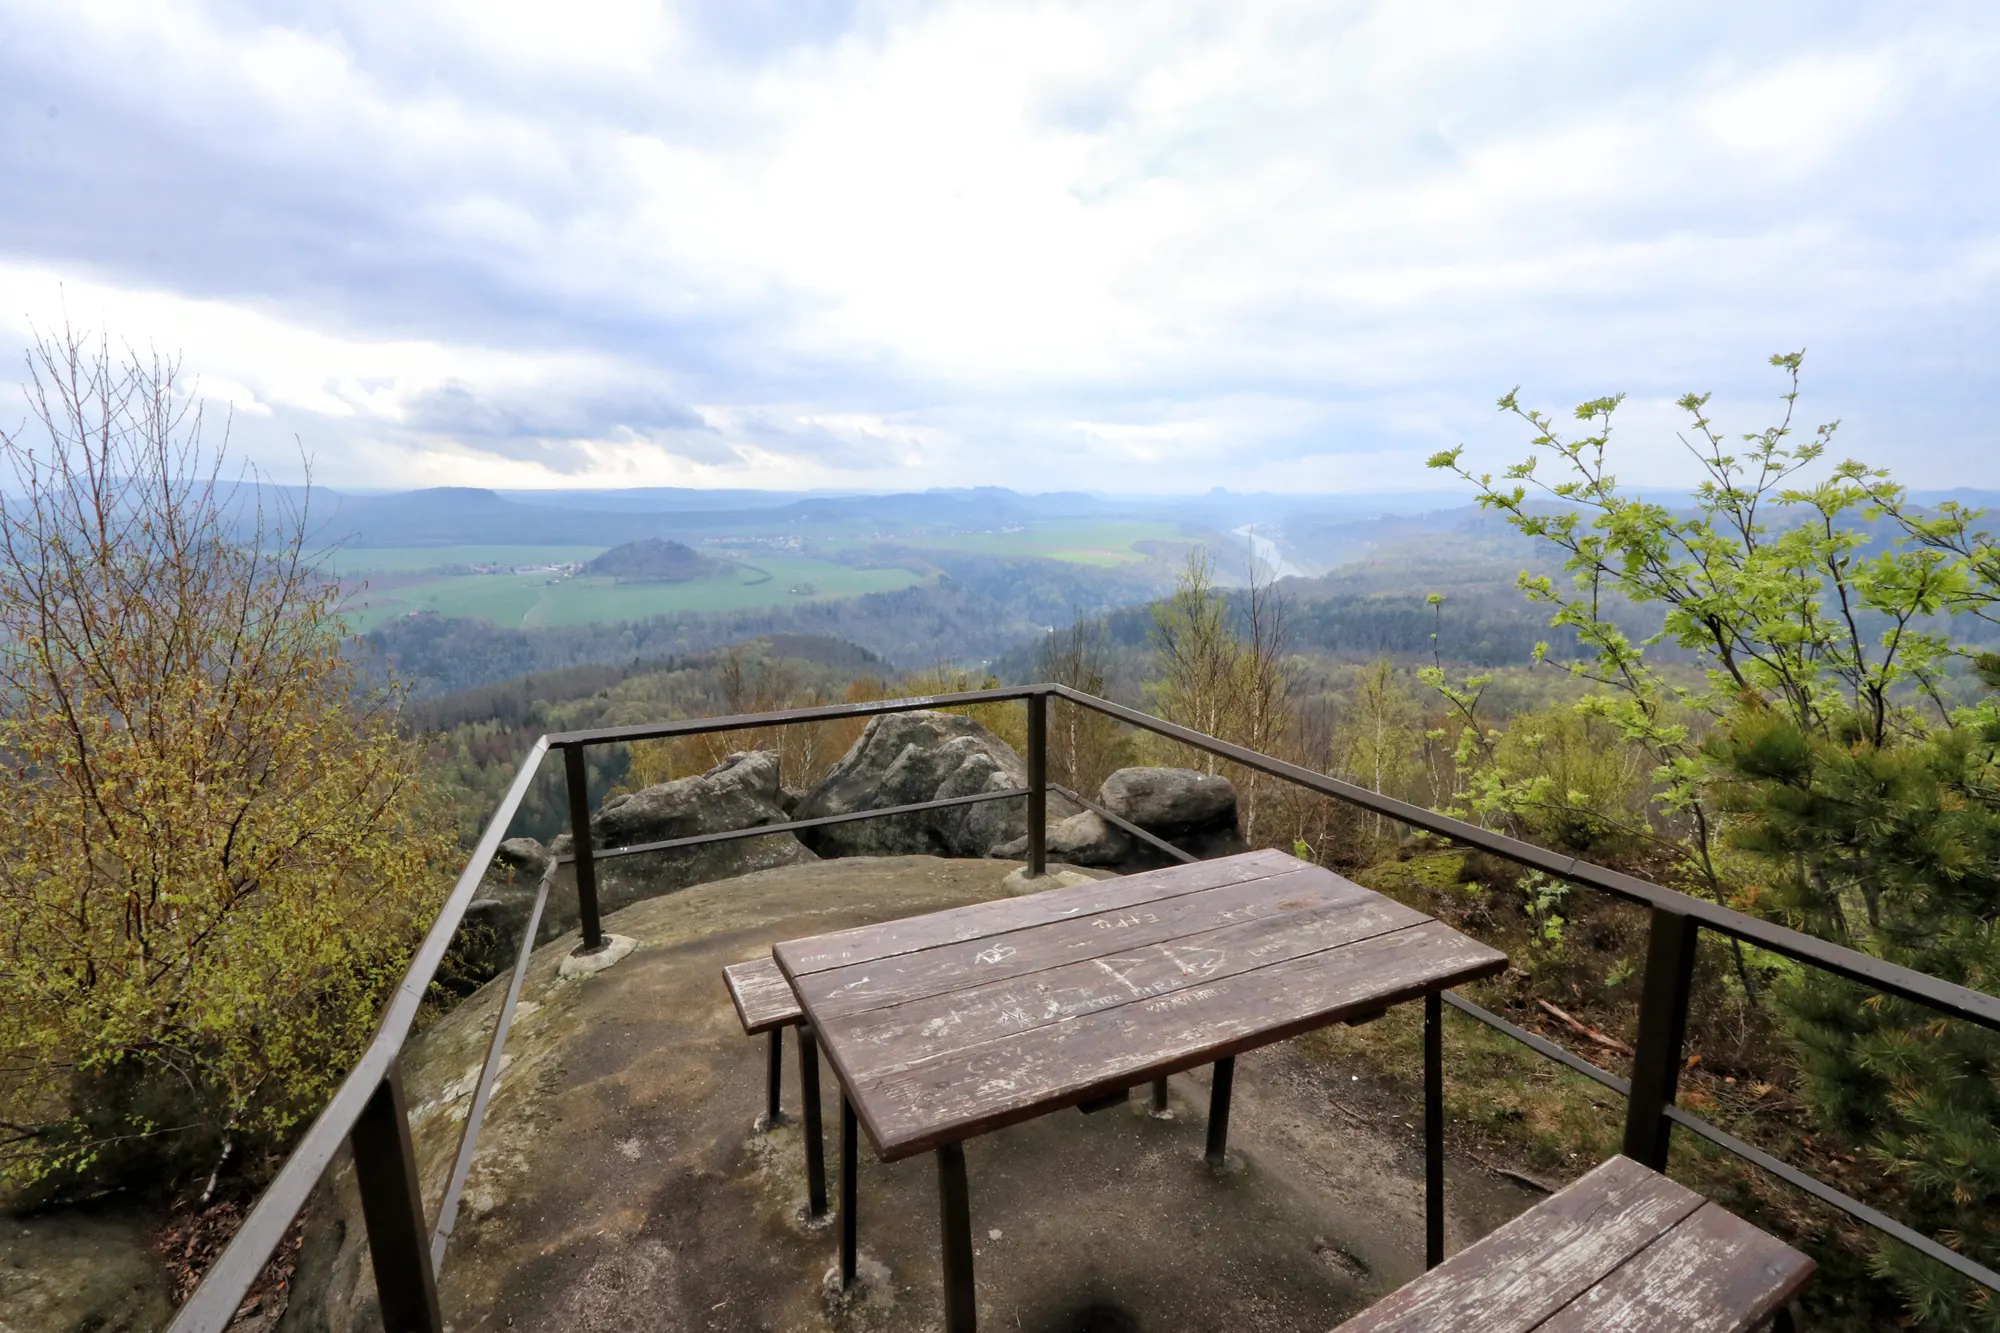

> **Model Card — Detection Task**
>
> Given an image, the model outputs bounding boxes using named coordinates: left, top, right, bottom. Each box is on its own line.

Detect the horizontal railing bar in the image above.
left=589, top=788, right=1028, bottom=862
left=167, top=737, right=556, bottom=1333
left=1662, top=1105, right=2000, bottom=1293
left=431, top=862, right=556, bottom=1272
left=1047, top=782, right=1198, bottom=866
left=1441, top=990, right=1631, bottom=1096
left=545, top=685, right=1046, bottom=749
left=1051, top=685, right=2000, bottom=1035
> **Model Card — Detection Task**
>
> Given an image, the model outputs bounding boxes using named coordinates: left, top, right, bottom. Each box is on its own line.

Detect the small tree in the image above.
left=1708, top=671, right=2000, bottom=1331
left=1149, top=547, right=1240, bottom=772
left=1037, top=614, right=1128, bottom=796
left=1335, top=656, right=1427, bottom=844
left=1234, top=552, right=1293, bottom=842
left=0, top=327, right=450, bottom=1196
left=1148, top=545, right=1294, bottom=840
left=1432, top=354, right=2000, bottom=1329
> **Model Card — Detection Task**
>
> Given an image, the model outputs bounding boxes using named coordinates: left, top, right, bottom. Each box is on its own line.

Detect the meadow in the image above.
left=332, top=519, right=1190, bottom=632
left=825, top=518, right=1187, bottom=567
left=342, top=555, right=924, bottom=630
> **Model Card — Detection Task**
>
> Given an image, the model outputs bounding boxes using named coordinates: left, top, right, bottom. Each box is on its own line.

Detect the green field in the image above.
left=828, top=519, right=1185, bottom=567
left=343, top=556, right=924, bottom=631
left=326, top=545, right=607, bottom=574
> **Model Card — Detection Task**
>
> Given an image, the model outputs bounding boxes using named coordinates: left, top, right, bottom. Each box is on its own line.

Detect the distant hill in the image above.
left=584, top=539, right=724, bottom=582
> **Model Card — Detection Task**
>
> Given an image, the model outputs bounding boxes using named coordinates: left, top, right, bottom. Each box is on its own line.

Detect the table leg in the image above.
left=1150, top=1076, right=1169, bottom=1115
left=764, top=1027, right=785, bottom=1129
left=1205, top=1056, right=1235, bottom=1168
left=839, top=1094, right=858, bottom=1289
left=1425, top=990, right=1444, bottom=1269
left=799, top=1024, right=828, bottom=1220
left=937, top=1141, right=976, bottom=1333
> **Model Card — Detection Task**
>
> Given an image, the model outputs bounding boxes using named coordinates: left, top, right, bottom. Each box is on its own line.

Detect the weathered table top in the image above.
left=774, top=848, right=1508, bottom=1161
left=1330, top=1154, right=1814, bottom=1333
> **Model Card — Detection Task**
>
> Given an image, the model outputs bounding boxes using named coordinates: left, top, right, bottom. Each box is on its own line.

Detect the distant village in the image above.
left=467, top=561, right=585, bottom=579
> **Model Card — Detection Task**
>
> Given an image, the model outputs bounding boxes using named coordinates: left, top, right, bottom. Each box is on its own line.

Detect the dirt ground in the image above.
left=277, top=854, right=1540, bottom=1333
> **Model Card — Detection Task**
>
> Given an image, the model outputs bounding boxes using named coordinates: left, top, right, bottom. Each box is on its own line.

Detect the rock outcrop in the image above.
left=1100, top=767, right=1236, bottom=835
left=0, top=1206, right=173, bottom=1333
left=992, top=765, right=1250, bottom=870
left=792, top=711, right=1074, bottom=858
left=586, top=750, right=799, bottom=856
left=1029, top=810, right=1133, bottom=867
left=455, top=838, right=558, bottom=980
left=459, top=752, right=816, bottom=973
left=558, top=751, right=817, bottom=915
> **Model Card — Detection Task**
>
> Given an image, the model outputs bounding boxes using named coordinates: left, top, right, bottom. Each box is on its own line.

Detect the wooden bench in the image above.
left=1331, top=1155, right=1813, bottom=1333
left=722, top=958, right=828, bottom=1218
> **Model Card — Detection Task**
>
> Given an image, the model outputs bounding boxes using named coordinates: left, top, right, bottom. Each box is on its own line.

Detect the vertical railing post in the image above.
left=1026, top=690, right=1047, bottom=878
left=350, top=1065, right=444, bottom=1333
left=562, top=742, right=605, bottom=953
left=1622, top=907, right=1700, bottom=1170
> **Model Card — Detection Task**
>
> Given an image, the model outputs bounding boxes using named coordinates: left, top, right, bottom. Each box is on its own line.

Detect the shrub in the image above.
left=0, top=329, right=451, bottom=1197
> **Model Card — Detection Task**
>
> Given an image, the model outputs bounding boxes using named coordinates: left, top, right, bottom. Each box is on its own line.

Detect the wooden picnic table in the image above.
left=772, top=848, right=1509, bottom=1333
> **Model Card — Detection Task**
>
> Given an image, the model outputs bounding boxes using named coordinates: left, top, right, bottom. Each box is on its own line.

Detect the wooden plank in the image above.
left=723, top=959, right=801, bottom=1034
left=792, top=865, right=1358, bottom=1023
left=825, top=894, right=1431, bottom=1081
left=1329, top=1155, right=1705, bottom=1333
left=775, top=848, right=1301, bottom=976
left=846, top=920, right=1506, bottom=1158
left=1533, top=1200, right=1815, bottom=1333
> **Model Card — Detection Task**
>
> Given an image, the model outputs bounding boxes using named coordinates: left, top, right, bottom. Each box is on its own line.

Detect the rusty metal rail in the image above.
left=166, top=684, right=1999, bottom=1332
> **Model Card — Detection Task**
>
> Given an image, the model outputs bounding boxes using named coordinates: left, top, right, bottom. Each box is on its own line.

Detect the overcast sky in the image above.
left=1, top=1, right=1995, bottom=494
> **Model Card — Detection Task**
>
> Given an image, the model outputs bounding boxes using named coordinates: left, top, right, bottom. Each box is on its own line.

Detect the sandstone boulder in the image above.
left=496, top=836, right=552, bottom=877
left=588, top=751, right=795, bottom=852
left=793, top=711, right=1074, bottom=858
left=989, top=810, right=1131, bottom=867
left=994, top=766, right=1250, bottom=871
left=1100, top=767, right=1237, bottom=835
left=464, top=752, right=819, bottom=959
left=454, top=838, right=558, bottom=982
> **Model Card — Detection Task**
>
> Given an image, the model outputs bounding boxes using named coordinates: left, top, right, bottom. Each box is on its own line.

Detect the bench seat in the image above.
left=722, top=955, right=828, bottom=1215
left=723, top=957, right=803, bottom=1034
left=1332, top=1155, right=1812, bottom=1333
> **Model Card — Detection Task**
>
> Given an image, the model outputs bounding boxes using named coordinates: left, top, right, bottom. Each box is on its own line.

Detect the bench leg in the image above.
left=839, top=1094, right=859, bottom=1289
left=799, top=1025, right=828, bottom=1220
left=1150, top=1076, right=1169, bottom=1115
left=1770, top=1300, right=1807, bottom=1332
left=763, top=1027, right=786, bottom=1129
left=937, top=1141, right=976, bottom=1333
left=1425, top=990, right=1444, bottom=1270
left=1205, top=1056, right=1235, bottom=1167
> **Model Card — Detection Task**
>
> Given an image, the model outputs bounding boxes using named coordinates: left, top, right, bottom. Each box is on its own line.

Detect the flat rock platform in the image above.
left=283, top=855, right=1536, bottom=1333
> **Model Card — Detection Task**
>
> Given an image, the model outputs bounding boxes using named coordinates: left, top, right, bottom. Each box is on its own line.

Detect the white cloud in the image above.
left=1, top=0, right=1996, bottom=491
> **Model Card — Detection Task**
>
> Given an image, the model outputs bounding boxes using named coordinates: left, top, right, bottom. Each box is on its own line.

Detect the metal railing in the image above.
left=166, top=684, right=2000, bottom=1332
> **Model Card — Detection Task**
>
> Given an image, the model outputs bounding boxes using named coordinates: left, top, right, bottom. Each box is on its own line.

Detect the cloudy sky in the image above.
left=1, top=1, right=1995, bottom=493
